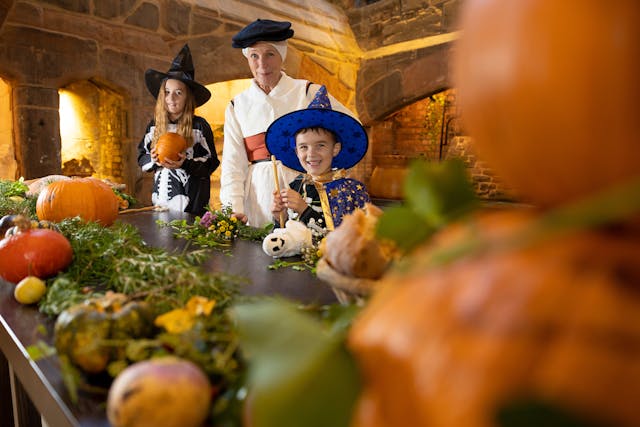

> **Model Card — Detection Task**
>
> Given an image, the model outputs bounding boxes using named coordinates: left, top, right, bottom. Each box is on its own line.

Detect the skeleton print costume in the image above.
left=137, top=116, right=219, bottom=216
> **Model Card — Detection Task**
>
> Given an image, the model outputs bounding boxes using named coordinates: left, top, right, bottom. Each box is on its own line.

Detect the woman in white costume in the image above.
left=220, top=19, right=353, bottom=227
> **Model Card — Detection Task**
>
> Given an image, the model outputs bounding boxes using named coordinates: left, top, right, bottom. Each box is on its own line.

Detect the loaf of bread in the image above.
left=322, top=204, right=396, bottom=280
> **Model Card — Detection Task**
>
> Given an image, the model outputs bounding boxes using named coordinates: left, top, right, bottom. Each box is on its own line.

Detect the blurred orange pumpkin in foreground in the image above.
left=348, top=209, right=640, bottom=427
left=346, top=1, right=640, bottom=426
left=453, top=0, right=640, bottom=207
left=155, top=132, right=187, bottom=163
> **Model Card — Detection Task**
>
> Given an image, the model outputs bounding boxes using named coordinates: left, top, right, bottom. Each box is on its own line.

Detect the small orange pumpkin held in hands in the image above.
left=453, top=0, right=640, bottom=207
left=36, top=177, right=120, bottom=226
left=155, top=132, right=187, bottom=163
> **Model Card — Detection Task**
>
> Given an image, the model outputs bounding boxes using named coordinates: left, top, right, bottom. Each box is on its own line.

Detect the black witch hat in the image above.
left=145, top=44, right=211, bottom=107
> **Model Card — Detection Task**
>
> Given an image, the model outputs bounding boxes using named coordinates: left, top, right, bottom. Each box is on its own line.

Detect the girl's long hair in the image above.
left=151, top=79, right=195, bottom=148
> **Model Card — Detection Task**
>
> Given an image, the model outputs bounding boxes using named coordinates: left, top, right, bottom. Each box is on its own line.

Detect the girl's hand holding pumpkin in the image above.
left=160, top=152, right=185, bottom=169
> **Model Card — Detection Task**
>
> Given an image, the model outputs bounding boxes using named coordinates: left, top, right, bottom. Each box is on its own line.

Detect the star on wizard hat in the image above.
left=265, top=86, right=369, bottom=173
left=145, top=44, right=211, bottom=107
left=232, top=19, right=294, bottom=48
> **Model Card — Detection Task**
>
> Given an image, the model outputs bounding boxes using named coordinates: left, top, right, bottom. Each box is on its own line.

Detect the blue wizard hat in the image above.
left=265, top=86, right=368, bottom=172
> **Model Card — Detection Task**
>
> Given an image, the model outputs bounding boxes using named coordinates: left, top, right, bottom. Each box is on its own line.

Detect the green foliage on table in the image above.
left=232, top=299, right=361, bottom=427
left=39, top=218, right=243, bottom=316
left=0, top=178, right=37, bottom=217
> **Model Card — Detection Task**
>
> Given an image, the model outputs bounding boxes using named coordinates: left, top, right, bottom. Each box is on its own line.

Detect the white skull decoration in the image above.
left=262, top=220, right=313, bottom=258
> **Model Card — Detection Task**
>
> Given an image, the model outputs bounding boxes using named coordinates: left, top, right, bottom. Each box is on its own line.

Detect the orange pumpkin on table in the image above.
left=154, top=132, right=187, bottom=163
left=36, top=177, right=120, bottom=226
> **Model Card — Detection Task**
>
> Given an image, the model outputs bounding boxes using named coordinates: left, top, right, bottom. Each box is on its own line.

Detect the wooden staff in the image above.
left=271, top=155, right=286, bottom=227
left=118, top=205, right=168, bottom=214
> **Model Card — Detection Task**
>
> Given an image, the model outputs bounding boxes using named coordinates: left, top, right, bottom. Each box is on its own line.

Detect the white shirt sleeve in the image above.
left=219, top=101, right=249, bottom=215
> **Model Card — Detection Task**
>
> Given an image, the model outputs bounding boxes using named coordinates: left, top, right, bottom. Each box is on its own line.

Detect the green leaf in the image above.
left=26, top=340, right=57, bottom=360
left=404, top=158, right=478, bottom=227
left=232, top=299, right=361, bottom=427
left=376, top=205, right=436, bottom=252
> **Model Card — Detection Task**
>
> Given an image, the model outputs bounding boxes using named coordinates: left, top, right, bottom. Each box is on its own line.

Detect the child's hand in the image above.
left=231, top=212, right=248, bottom=224
left=159, top=152, right=186, bottom=169
left=271, top=190, right=286, bottom=217
left=279, top=188, right=307, bottom=215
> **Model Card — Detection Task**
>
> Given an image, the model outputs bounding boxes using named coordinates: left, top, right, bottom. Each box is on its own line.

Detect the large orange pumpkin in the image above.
left=155, top=132, right=187, bottom=163
left=453, top=0, right=640, bottom=207
left=36, top=177, right=120, bottom=226
left=348, top=209, right=640, bottom=427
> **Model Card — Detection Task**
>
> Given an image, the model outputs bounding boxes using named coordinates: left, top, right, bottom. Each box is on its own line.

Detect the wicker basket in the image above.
left=316, top=258, right=379, bottom=305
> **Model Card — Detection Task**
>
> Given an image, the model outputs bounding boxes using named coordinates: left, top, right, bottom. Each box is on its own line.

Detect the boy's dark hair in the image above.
left=294, top=126, right=339, bottom=144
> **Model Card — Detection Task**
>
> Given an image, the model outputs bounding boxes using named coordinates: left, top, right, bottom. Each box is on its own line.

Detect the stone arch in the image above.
left=356, top=42, right=453, bottom=125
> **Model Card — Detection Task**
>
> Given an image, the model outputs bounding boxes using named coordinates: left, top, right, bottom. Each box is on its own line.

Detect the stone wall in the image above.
left=348, top=0, right=459, bottom=51
left=446, top=136, right=516, bottom=201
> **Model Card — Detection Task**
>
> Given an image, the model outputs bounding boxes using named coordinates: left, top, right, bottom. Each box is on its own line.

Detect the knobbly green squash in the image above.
left=54, top=292, right=154, bottom=374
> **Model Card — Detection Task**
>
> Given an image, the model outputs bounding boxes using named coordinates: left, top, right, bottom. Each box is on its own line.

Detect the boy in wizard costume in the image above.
left=266, top=86, right=371, bottom=232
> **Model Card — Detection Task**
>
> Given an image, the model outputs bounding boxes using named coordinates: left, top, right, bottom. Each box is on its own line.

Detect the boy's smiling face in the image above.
left=294, top=128, right=341, bottom=178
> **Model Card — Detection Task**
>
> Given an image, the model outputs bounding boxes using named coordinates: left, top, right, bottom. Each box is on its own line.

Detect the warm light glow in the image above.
left=196, top=79, right=252, bottom=125
left=58, top=81, right=125, bottom=180
left=59, top=89, right=91, bottom=163
left=0, top=78, right=16, bottom=179
left=362, top=31, right=461, bottom=60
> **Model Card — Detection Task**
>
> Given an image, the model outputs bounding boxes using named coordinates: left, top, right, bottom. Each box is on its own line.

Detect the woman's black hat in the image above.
left=232, top=19, right=294, bottom=48
left=145, top=44, right=211, bottom=107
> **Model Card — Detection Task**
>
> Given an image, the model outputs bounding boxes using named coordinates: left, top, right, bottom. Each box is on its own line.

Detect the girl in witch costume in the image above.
left=267, top=86, right=371, bottom=232
left=220, top=19, right=354, bottom=227
left=137, top=44, right=220, bottom=216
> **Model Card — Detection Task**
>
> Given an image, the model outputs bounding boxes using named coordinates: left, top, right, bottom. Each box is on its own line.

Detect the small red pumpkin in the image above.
left=36, top=177, right=120, bottom=226
left=0, top=228, right=73, bottom=283
left=155, top=132, right=187, bottom=163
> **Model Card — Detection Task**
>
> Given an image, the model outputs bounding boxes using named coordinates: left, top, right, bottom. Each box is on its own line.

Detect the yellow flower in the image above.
left=154, top=309, right=194, bottom=334
left=154, top=296, right=216, bottom=333
left=231, top=217, right=238, bottom=222
left=225, top=230, right=232, bottom=238
left=185, top=296, right=216, bottom=316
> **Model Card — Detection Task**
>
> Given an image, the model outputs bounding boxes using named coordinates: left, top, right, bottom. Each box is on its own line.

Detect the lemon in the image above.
left=14, top=276, right=47, bottom=305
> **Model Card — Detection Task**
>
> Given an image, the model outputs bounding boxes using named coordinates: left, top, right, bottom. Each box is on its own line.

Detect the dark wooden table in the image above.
left=0, top=211, right=337, bottom=427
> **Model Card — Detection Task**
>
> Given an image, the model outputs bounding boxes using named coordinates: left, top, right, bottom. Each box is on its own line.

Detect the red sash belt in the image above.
left=244, top=133, right=269, bottom=162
